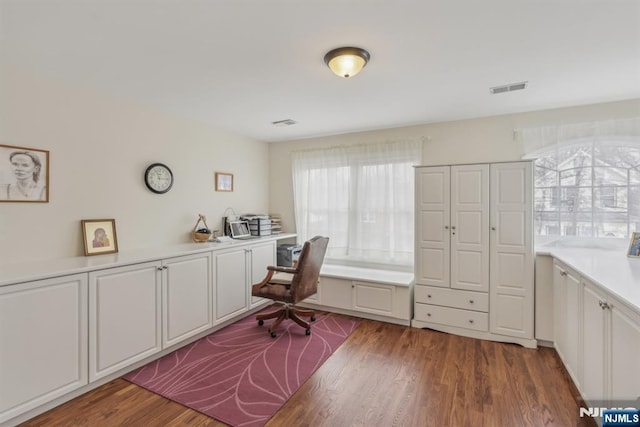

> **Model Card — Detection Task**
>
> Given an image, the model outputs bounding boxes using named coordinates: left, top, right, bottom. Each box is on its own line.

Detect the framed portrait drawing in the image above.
left=215, top=172, right=233, bottom=192
left=81, top=219, right=119, bottom=256
left=627, top=232, right=640, bottom=258
left=0, top=144, right=49, bottom=203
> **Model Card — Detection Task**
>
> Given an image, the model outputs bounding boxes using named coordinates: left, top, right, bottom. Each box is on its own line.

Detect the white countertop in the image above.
left=0, top=233, right=296, bottom=287
left=537, top=239, right=640, bottom=312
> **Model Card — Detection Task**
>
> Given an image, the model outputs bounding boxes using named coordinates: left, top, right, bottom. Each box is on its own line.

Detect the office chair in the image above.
left=251, top=236, right=329, bottom=337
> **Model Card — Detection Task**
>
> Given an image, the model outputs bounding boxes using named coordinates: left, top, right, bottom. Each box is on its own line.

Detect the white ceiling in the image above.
left=1, top=0, right=639, bottom=142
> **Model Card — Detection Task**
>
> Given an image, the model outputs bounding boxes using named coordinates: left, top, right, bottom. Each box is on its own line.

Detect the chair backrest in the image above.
left=289, top=236, right=329, bottom=303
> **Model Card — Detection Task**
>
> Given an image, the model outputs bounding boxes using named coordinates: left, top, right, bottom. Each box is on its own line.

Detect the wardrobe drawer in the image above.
left=414, top=303, right=489, bottom=332
left=414, top=285, right=488, bottom=312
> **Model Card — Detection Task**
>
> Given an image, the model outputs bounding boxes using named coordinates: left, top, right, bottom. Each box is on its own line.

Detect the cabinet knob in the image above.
left=469, top=319, right=474, bottom=324
left=451, top=226, right=456, bottom=230
left=427, top=294, right=432, bottom=298
left=469, top=300, right=474, bottom=304
left=157, top=267, right=163, bottom=271
left=427, top=313, right=431, bottom=317
left=444, top=225, right=449, bottom=230
left=163, top=266, right=168, bottom=270
left=560, top=271, right=567, bottom=277
left=491, top=227, right=496, bottom=231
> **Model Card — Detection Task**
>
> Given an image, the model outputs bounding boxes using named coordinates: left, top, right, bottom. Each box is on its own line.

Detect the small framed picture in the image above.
left=0, top=144, right=50, bottom=203
left=215, top=172, right=233, bottom=192
left=81, top=219, right=119, bottom=256
left=627, top=232, right=640, bottom=258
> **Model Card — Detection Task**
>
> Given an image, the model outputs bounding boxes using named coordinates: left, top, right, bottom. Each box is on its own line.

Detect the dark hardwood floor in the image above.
left=21, top=317, right=595, bottom=426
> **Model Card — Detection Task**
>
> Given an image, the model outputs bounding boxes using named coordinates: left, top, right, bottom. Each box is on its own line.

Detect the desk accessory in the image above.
left=192, top=214, right=212, bottom=242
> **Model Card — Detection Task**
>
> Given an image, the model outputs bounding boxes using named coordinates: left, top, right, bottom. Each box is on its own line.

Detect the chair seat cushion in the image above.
left=253, top=282, right=293, bottom=302
left=270, top=272, right=293, bottom=285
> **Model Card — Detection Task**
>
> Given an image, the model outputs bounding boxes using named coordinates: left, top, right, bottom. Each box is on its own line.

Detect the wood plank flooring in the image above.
left=21, top=317, right=595, bottom=426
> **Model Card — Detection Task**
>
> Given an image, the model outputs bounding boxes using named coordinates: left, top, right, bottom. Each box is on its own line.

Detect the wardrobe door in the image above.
left=415, top=166, right=450, bottom=288
left=489, top=161, right=534, bottom=339
left=450, top=164, right=489, bottom=292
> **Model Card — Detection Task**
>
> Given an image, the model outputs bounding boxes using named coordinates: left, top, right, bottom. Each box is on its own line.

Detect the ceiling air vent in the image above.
left=489, top=81, right=528, bottom=95
left=271, top=119, right=297, bottom=127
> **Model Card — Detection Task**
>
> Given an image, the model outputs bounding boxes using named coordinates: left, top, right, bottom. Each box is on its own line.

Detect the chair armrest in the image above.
left=267, top=265, right=299, bottom=275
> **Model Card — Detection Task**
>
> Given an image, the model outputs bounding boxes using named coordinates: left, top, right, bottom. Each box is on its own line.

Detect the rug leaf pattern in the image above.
left=125, top=310, right=359, bottom=427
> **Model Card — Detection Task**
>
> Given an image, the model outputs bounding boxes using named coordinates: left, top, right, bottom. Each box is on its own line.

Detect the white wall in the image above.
left=269, top=98, right=640, bottom=233
left=0, top=66, right=269, bottom=264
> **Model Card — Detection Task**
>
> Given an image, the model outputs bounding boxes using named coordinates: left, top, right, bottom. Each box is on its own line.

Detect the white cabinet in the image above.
left=489, top=162, right=534, bottom=339
left=312, top=276, right=411, bottom=323
left=413, top=162, right=534, bottom=346
left=89, top=262, right=162, bottom=381
left=214, top=241, right=275, bottom=323
left=162, top=252, right=213, bottom=348
left=0, top=274, right=88, bottom=424
left=583, top=279, right=640, bottom=402
left=581, top=278, right=606, bottom=401
left=609, top=297, right=640, bottom=400
left=552, top=260, right=581, bottom=387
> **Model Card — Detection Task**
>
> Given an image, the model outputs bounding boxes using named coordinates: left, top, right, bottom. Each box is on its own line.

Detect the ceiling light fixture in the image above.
left=324, top=47, right=370, bottom=78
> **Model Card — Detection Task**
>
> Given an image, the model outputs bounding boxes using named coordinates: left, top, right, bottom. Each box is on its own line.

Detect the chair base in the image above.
left=256, top=303, right=316, bottom=337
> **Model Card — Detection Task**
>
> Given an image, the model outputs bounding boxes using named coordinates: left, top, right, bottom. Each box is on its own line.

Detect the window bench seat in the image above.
left=299, top=264, right=414, bottom=326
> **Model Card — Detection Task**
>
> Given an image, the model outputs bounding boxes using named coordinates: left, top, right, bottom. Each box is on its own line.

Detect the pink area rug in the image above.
left=124, top=308, right=360, bottom=427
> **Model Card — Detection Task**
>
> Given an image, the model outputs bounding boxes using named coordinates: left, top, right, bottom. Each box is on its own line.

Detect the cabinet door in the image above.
left=89, top=262, right=162, bottom=382
left=0, top=275, right=88, bottom=424
left=489, top=162, right=534, bottom=339
left=415, top=166, right=450, bottom=288
left=214, top=248, right=248, bottom=323
left=609, top=298, right=640, bottom=400
left=248, top=242, right=276, bottom=308
left=450, top=164, right=489, bottom=292
left=352, top=281, right=394, bottom=316
left=553, top=261, right=581, bottom=387
left=162, top=252, right=213, bottom=348
left=581, top=280, right=606, bottom=401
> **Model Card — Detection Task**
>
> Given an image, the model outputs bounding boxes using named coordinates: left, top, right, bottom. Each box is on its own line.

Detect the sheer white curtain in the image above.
left=520, top=117, right=640, bottom=239
left=292, top=139, right=422, bottom=269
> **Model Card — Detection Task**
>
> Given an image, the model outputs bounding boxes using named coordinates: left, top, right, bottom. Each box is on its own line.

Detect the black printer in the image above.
left=277, top=244, right=302, bottom=267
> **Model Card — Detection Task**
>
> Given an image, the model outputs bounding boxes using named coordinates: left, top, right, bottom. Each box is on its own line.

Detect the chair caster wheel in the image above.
left=305, top=329, right=311, bottom=335
left=258, top=320, right=264, bottom=326
left=310, top=316, right=316, bottom=322
left=270, top=331, right=277, bottom=338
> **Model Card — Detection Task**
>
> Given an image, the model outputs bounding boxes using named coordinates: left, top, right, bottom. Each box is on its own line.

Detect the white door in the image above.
left=415, top=166, right=450, bottom=288
left=0, top=275, right=88, bottom=424
left=248, top=242, right=276, bottom=308
left=162, top=252, right=213, bottom=348
left=489, top=162, right=534, bottom=339
left=89, top=262, right=162, bottom=381
left=450, top=164, right=489, bottom=292
left=581, top=280, right=606, bottom=401
left=214, top=248, right=248, bottom=322
left=609, top=298, right=640, bottom=400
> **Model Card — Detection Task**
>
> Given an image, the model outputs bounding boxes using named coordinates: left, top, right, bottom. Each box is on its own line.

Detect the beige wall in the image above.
left=0, top=66, right=269, bottom=264
left=269, top=98, right=640, bottom=233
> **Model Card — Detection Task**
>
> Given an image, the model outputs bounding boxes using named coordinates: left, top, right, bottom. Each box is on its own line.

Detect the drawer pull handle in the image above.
left=469, top=319, right=474, bottom=324
left=469, top=300, right=474, bottom=304
left=560, top=271, right=567, bottom=277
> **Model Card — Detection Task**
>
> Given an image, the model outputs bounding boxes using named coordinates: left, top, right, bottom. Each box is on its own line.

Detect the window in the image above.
left=533, top=140, right=640, bottom=238
left=292, top=140, right=422, bottom=269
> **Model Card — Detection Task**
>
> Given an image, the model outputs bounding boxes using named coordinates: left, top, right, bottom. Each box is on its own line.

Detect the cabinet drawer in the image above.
left=415, top=285, right=488, bottom=312
left=415, top=303, right=488, bottom=332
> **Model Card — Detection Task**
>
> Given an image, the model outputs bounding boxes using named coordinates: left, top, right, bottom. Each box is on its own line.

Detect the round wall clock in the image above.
left=144, top=163, right=174, bottom=194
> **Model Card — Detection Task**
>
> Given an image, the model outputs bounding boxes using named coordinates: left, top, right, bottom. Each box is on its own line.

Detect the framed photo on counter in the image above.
left=81, top=219, right=119, bottom=256
left=627, top=232, right=640, bottom=257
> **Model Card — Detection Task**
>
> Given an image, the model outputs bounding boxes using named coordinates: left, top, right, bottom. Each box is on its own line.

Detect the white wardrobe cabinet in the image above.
left=413, top=161, right=535, bottom=348
left=0, top=274, right=88, bottom=424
